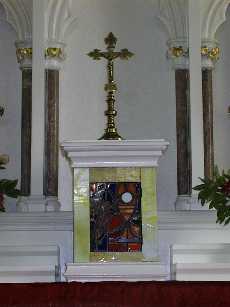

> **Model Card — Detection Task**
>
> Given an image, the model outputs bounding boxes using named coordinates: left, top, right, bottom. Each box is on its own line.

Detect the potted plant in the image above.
left=193, top=167, right=230, bottom=225
left=0, top=154, right=20, bottom=212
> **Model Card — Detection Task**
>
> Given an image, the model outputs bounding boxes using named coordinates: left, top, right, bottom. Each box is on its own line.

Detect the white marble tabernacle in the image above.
left=62, top=139, right=169, bottom=282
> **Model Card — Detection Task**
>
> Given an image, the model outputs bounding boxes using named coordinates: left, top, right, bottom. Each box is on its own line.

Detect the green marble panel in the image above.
left=90, top=167, right=141, bottom=182
left=73, top=168, right=90, bottom=262
left=141, top=168, right=158, bottom=260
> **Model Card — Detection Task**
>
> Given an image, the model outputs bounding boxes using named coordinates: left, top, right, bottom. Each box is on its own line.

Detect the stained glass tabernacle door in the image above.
left=90, top=182, right=142, bottom=253
left=73, top=167, right=158, bottom=263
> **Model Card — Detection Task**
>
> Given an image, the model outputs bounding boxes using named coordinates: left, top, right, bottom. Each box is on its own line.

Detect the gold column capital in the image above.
left=167, top=39, right=189, bottom=69
left=45, top=47, right=65, bottom=60
left=45, top=41, right=66, bottom=70
left=201, top=39, right=220, bottom=69
left=15, top=40, right=32, bottom=69
left=16, top=48, right=32, bottom=62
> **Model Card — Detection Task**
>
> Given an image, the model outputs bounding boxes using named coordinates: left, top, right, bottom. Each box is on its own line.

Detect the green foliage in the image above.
left=0, top=179, right=20, bottom=198
left=193, top=166, right=230, bottom=225
left=0, top=159, right=20, bottom=212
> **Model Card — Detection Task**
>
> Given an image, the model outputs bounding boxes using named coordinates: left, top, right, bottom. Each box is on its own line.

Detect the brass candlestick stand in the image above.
left=88, top=33, right=134, bottom=140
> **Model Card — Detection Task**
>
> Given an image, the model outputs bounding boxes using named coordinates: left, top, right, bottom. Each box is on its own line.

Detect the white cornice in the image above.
left=61, top=140, right=169, bottom=168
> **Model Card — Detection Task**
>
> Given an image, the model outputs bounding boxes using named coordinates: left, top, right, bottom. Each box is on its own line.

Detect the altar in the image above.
left=1, top=0, right=230, bottom=285
left=62, top=140, right=169, bottom=281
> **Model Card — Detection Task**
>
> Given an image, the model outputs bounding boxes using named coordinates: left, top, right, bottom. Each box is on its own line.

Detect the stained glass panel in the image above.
left=90, top=182, right=142, bottom=252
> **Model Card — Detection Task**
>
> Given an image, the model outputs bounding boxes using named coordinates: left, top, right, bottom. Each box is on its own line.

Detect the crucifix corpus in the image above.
left=88, top=32, right=134, bottom=140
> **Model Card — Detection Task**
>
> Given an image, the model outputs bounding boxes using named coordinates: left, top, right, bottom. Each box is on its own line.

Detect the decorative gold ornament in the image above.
left=16, top=48, right=32, bottom=64
left=201, top=46, right=220, bottom=61
left=169, top=46, right=188, bottom=58
left=45, top=47, right=64, bottom=60
left=88, top=32, right=134, bottom=140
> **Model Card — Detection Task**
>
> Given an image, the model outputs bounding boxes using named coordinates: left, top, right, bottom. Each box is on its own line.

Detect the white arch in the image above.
left=0, top=0, right=31, bottom=41
left=157, top=0, right=188, bottom=41
left=201, top=0, right=230, bottom=40
left=46, top=0, right=77, bottom=44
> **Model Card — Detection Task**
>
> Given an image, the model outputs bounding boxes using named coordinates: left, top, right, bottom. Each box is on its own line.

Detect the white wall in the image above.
left=0, top=12, right=21, bottom=212
left=213, top=5, right=230, bottom=171
left=59, top=0, right=177, bottom=211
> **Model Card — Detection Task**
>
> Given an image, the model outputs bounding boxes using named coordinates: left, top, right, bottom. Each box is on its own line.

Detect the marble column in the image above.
left=175, top=69, right=191, bottom=196
left=15, top=41, right=32, bottom=197
left=167, top=40, right=192, bottom=209
left=44, top=45, right=65, bottom=208
left=21, top=69, right=32, bottom=195
left=201, top=41, right=220, bottom=179
left=202, top=69, right=214, bottom=179
left=44, top=69, right=59, bottom=198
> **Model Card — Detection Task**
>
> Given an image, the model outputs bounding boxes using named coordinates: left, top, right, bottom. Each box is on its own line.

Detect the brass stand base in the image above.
left=98, top=130, right=123, bottom=140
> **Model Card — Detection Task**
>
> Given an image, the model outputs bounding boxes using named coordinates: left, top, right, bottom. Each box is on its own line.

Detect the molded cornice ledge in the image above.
left=61, top=140, right=169, bottom=168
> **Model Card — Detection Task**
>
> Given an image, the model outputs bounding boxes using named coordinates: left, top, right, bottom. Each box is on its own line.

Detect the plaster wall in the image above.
left=59, top=0, right=177, bottom=211
left=0, top=17, right=21, bottom=211
left=213, top=5, right=230, bottom=171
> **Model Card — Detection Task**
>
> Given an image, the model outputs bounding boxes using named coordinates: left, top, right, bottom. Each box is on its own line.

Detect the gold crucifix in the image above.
left=88, top=32, right=134, bottom=140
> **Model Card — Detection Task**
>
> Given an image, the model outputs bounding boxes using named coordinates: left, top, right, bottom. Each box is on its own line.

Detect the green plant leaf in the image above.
left=193, top=184, right=205, bottom=191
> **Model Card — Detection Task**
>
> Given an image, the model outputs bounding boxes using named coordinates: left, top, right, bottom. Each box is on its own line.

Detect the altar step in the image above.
left=0, top=245, right=60, bottom=282
left=64, top=262, right=167, bottom=282
left=171, top=244, right=230, bottom=281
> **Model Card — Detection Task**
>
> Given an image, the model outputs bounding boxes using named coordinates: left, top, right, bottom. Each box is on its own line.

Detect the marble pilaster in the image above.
left=44, top=69, right=59, bottom=198
left=167, top=39, right=192, bottom=209
left=202, top=69, right=214, bottom=179
left=175, top=69, right=192, bottom=196
left=15, top=41, right=32, bottom=196
left=201, top=40, right=219, bottom=179
left=43, top=42, right=65, bottom=208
